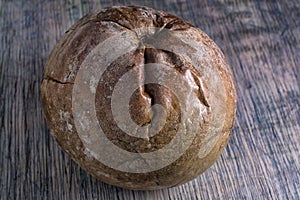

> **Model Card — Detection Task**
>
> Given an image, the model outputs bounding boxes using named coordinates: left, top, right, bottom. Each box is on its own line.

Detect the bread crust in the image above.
left=41, top=6, right=236, bottom=190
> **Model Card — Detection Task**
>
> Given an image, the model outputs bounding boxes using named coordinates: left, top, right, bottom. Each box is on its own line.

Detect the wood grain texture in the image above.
left=0, top=0, right=299, bottom=199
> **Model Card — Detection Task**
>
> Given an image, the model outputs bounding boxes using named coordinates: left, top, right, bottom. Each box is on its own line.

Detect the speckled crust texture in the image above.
left=41, top=6, right=236, bottom=190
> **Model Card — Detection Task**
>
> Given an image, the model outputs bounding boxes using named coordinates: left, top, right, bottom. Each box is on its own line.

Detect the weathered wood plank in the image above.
left=0, top=0, right=299, bottom=199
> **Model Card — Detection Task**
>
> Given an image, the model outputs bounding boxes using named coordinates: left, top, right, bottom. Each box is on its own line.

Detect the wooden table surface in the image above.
left=0, top=0, right=299, bottom=199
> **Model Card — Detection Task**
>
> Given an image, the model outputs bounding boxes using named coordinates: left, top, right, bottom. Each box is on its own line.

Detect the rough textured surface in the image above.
left=41, top=6, right=236, bottom=190
left=0, top=0, right=299, bottom=199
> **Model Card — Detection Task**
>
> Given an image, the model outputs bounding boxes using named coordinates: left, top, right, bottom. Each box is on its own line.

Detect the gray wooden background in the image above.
left=0, top=0, right=299, bottom=199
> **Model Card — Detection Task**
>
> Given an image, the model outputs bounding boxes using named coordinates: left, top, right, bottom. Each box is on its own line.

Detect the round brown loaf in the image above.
left=41, top=6, right=236, bottom=190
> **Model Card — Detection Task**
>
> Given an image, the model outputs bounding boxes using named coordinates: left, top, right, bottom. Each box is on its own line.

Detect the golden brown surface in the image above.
left=41, top=6, right=236, bottom=190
